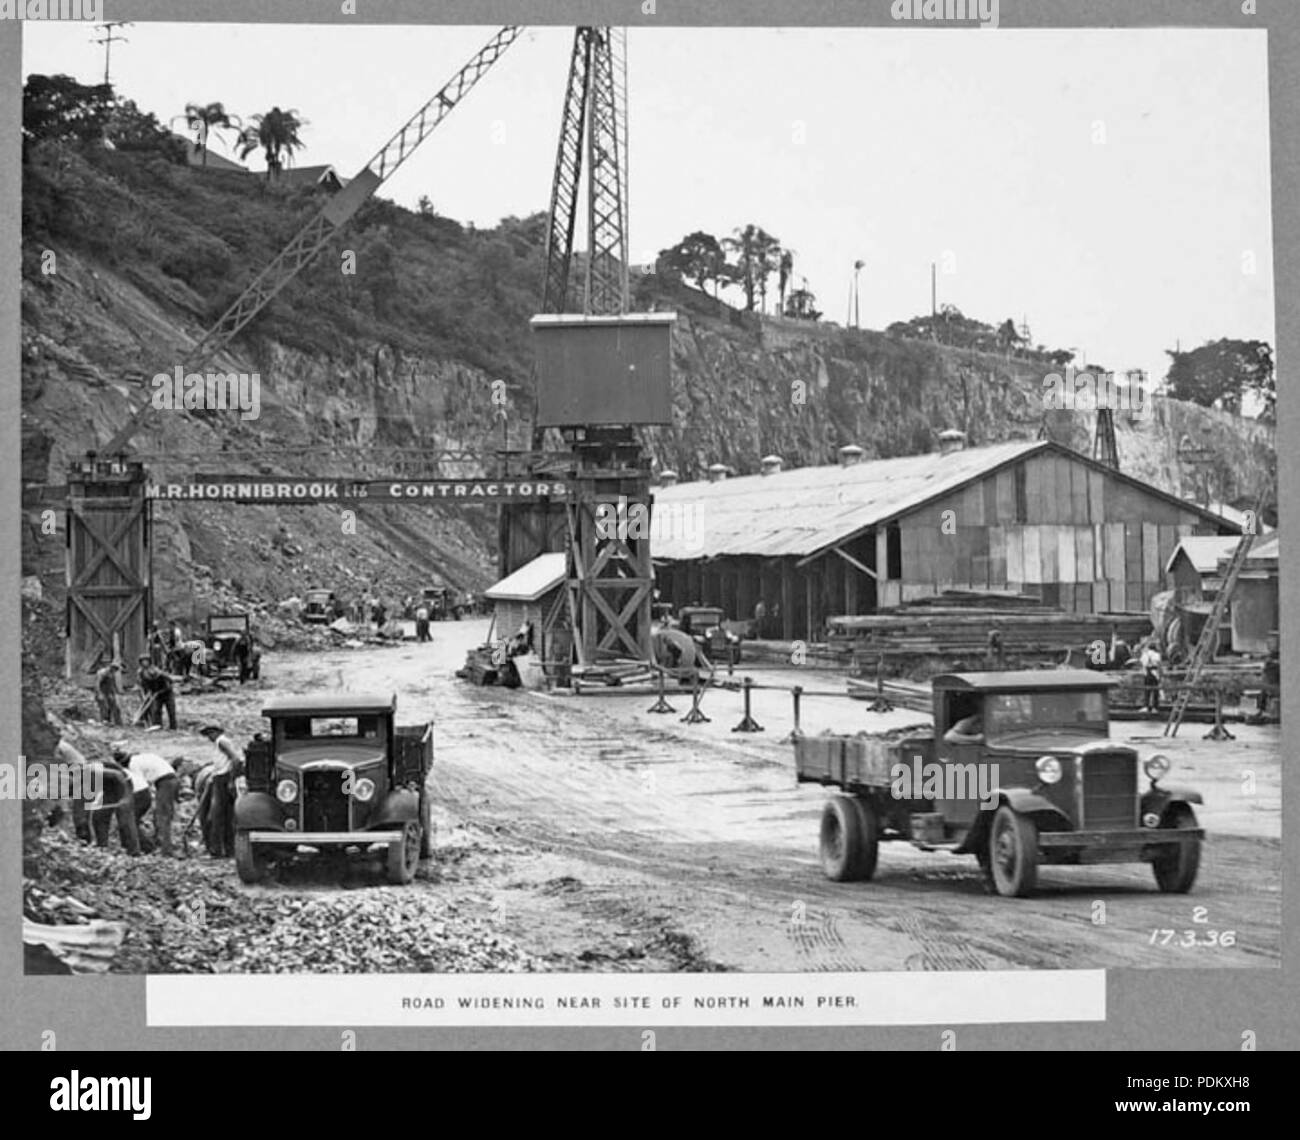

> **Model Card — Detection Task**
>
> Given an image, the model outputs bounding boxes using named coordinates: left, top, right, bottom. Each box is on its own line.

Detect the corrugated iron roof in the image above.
left=1166, top=535, right=1241, bottom=575
left=485, top=553, right=566, bottom=603
left=650, top=440, right=1045, bottom=560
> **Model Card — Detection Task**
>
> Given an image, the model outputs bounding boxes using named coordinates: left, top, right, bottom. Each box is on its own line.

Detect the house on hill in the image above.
left=650, top=437, right=1239, bottom=642
left=171, top=134, right=248, bottom=173
left=274, top=164, right=347, bottom=192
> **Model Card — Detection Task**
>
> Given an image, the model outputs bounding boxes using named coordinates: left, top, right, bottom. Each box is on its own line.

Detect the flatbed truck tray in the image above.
left=794, top=727, right=933, bottom=790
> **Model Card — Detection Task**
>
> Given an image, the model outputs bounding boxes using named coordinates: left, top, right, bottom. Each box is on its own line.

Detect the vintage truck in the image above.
left=795, top=670, right=1203, bottom=898
left=233, top=693, right=434, bottom=886
left=302, top=588, right=338, bottom=624
left=199, top=613, right=257, bottom=678
left=677, top=605, right=743, bottom=665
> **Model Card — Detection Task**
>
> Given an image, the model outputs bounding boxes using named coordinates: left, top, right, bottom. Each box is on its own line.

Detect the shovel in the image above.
left=130, top=691, right=159, bottom=727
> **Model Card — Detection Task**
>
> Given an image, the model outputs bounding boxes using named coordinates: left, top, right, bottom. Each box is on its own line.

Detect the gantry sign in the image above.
left=145, top=476, right=568, bottom=504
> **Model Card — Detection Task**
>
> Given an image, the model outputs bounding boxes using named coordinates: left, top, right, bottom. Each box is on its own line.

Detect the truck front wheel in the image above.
left=1152, top=804, right=1201, bottom=893
left=234, top=832, right=268, bottom=885
left=987, top=805, right=1039, bottom=898
left=820, top=796, right=879, bottom=882
left=386, top=821, right=421, bottom=884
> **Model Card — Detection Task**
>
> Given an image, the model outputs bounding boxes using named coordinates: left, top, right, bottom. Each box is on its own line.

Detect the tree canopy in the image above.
left=1165, top=338, right=1274, bottom=419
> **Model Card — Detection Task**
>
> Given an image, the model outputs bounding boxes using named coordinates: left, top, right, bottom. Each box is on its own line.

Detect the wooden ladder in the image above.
left=1162, top=522, right=1259, bottom=738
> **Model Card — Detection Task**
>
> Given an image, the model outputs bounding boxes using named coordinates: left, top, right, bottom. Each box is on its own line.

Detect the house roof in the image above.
left=262, top=693, right=395, bottom=717
left=275, top=164, right=346, bottom=189
left=933, top=670, right=1118, bottom=692
left=1166, top=535, right=1241, bottom=576
left=172, top=134, right=247, bottom=173
left=651, top=439, right=1237, bottom=562
left=485, top=553, right=566, bottom=603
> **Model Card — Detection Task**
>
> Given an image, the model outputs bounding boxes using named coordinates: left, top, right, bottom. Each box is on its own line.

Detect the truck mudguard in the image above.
left=370, top=787, right=419, bottom=829
left=1142, top=785, right=1204, bottom=819
left=233, top=791, right=283, bottom=831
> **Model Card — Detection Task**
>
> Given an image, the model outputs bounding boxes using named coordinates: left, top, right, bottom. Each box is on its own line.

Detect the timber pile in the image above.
left=828, top=608, right=1152, bottom=660
left=1109, top=660, right=1265, bottom=710
left=881, top=589, right=1050, bottom=612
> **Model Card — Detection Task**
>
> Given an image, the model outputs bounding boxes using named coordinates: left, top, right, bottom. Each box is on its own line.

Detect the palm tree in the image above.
left=237, top=106, right=307, bottom=182
left=723, top=224, right=782, bottom=313
left=778, top=249, right=794, bottom=315
left=172, top=102, right=241, bottom=166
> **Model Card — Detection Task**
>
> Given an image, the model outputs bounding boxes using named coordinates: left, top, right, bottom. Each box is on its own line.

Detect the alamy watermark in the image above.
left=891, top=0, right=999, bottom=31
left=890, top=754, right=999, bottom=809
left=0, top=757, right=102, bottom=801
left=1043, top=365, right=1150, bottom=416
left=0, top=0, right=103, bottom=21
left=151, top=366, right=261, bottom=421
left=595, top=495, right=704, bottom=554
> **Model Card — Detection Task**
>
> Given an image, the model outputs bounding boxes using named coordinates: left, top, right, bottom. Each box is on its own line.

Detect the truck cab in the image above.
left=797, top=670, right=1204, bottom=898
left=233, top=692, right=434, bottom=886
left=677, top=605, right=742, bottom=665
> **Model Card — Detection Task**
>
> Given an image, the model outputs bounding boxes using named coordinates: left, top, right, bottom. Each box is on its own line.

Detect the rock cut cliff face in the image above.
left=646, top=300, right=1274, bottom=506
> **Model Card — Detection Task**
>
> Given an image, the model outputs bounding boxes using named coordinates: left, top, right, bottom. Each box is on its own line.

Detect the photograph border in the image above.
left=3, top=0, right=1295, bottom=1050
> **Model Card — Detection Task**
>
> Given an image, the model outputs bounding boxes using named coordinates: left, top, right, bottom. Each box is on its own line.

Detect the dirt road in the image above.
left=98, top=618, right=1279, bottom=972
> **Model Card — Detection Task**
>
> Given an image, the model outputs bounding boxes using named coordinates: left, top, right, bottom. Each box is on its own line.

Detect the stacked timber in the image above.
left=828, top=608, right=1151, bottom=660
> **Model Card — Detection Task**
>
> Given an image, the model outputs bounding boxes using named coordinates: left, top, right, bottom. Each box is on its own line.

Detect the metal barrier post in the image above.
left=732, top=676, right=764, bottom=733
left=782, top=685, right=803, bottom=743
left=647, top=666, right=675, bottom=714
left=681, top=670, right=711, bottom=724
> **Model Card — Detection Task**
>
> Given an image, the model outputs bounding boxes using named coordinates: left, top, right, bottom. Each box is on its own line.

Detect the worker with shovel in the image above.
left=136, top=654, right=178, bottom=729
left=198, top=725, right=245, bottom=858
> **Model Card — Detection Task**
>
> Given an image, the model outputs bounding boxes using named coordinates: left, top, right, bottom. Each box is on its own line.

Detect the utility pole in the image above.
left=92, top=21, right=131, bottom=87
left=853, top=258, right=864, bottom=329
left=930, top=262, right=936, bottom=317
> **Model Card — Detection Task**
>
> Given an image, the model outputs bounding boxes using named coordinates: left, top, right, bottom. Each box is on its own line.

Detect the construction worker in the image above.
left=986, top=629, right=1005, bottom=670
left=94, top=660, right=124, bottom=725
left=199, top=724, right=245, bottom=858
left=1140, top=640, right=1163, bottom=713
left=79, top=743, right=141, bottom=855
left=148, top=623, right=168, bottom=667
left=137, top=654, right=178, bottom=729
left=233, top=632, right=261, bottom=683
left=58, top=738, right=137, bottom=854
left=415, top=600, right=431, bottom=642
left=114, top=746, right=179, bottom=857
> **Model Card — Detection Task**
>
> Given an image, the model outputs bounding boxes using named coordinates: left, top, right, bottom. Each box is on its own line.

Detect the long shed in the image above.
left=650, top=440, right=1237, bottom=642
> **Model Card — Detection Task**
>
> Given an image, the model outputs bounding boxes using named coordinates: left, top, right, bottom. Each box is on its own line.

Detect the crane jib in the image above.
left=143, top=478, right=567, bottom=505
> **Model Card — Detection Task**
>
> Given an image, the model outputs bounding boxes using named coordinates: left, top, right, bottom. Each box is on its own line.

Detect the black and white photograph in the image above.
left=5, top=2, right=1292, bottom=1055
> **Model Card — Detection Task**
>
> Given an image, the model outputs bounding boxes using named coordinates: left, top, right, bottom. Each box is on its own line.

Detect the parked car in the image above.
left=796, top=669, right=1204, bottom=898
left=677, top=605, right=742, bottom=665
left=303, top=588, right=338, bottom=624
left=233, top=692, right=434, bottom=885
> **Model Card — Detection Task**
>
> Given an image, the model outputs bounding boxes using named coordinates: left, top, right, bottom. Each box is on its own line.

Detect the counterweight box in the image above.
left=531, top=313, right=676, bottom=427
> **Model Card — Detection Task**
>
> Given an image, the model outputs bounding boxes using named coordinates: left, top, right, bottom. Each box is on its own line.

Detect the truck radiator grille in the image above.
left=1082, top=754, right=1136, bottom=830
left=302, top=771, right=349, bottom=833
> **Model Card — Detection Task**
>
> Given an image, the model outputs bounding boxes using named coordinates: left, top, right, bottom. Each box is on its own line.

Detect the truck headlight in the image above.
left=1144, top=754, right=1171, bottom=781
left=352, top=777, right=376, bottom=802
left=1035, top=756, right=1062, bottom=784
left=275, top=779, right=298, bottom=803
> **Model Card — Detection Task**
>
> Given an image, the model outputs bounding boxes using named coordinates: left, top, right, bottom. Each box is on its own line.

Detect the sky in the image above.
left=23, top=22, right=1275, bottom=389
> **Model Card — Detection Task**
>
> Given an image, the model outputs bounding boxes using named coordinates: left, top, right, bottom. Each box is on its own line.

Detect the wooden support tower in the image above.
left=65, top=454, right=151, bottom=678
left=564, top=429, right=654, bottom=665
